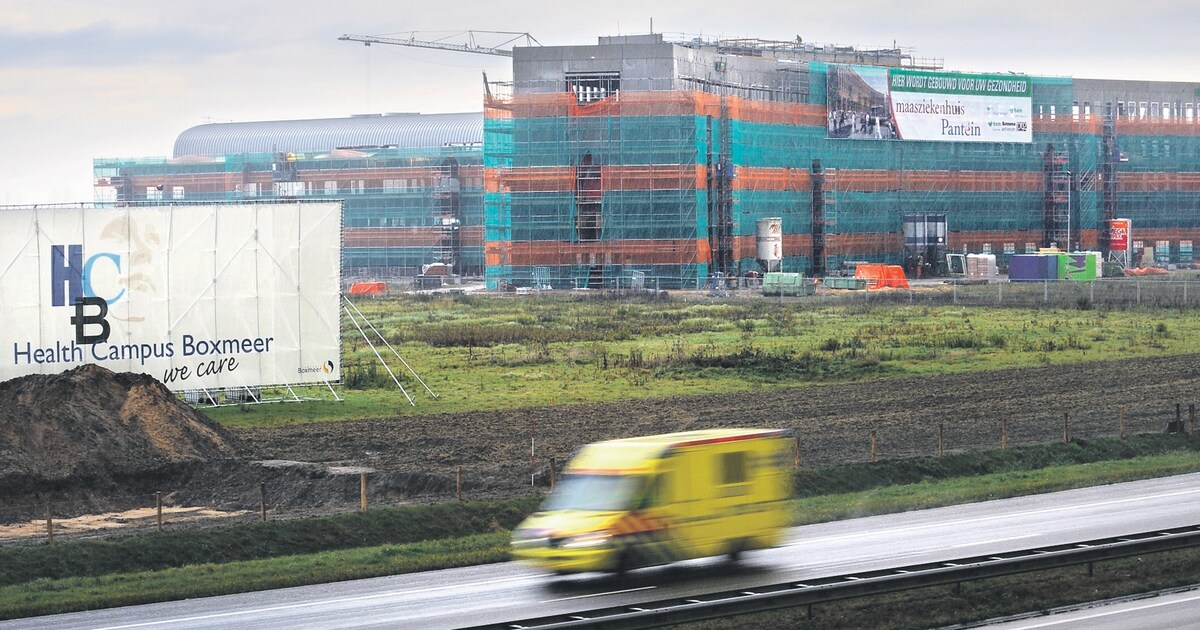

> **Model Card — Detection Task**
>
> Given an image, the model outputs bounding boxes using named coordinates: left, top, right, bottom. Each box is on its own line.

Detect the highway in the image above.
left=988, top=589, right=1200, bottom=629
left=8, top=473, right=1200, bottom=630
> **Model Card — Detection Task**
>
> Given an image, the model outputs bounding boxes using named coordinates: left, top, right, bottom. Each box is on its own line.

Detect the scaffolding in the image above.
left=94, top=146, right=487, bottom=280
left=486, top=67, right=1200, bottom=287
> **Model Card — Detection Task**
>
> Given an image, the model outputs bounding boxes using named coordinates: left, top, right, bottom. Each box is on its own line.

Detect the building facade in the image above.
left=94, top=112, right=486, bottom=281
left=483, top=34, right=1200, bottom=289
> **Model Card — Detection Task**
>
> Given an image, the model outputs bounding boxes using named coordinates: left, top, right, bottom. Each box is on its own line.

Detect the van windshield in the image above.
left=542, top=474, right=644, bottom=511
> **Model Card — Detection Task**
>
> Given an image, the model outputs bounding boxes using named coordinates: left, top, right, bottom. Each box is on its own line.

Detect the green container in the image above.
left=821, top=276, right=868, bottom=290
left=1058, top=252, right=1098, bottom=280
left=763, top=272, right=813, bottom=296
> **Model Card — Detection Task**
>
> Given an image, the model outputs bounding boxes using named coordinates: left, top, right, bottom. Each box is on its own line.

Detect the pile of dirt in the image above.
left=0, top=364, right=242, bottom=510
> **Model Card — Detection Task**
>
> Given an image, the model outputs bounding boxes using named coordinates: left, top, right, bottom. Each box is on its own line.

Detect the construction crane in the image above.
left=338, top=30, right=540, bottom=57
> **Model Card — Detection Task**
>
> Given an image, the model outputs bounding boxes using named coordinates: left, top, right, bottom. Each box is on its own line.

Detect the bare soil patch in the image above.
left=2, top=354, right=1197, bottom=540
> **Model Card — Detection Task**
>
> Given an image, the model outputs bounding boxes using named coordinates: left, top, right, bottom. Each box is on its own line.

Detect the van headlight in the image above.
left=560, top=530, right=612, bottom=549
left=512, top=528, right=551, bottom=549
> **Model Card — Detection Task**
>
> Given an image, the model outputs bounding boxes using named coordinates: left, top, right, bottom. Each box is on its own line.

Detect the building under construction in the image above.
left=94, top=113, right=486, bottom=280
left=95, top=33, right=1200, bottom=289
left=484, top=33, right=1200, bottom=289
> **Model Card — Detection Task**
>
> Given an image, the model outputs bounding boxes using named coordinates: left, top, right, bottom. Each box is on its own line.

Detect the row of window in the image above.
left=1043, top=102, right=1200, bottom=122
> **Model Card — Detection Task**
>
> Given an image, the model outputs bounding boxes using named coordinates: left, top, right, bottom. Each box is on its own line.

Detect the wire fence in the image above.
left=2, top=399, right=1196, bottom=547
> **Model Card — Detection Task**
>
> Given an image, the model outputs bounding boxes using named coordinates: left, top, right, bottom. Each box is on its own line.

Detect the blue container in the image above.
left=1008, top=254, right=1042, bottom=281
left=1039, top=254, right=1061, bottom=280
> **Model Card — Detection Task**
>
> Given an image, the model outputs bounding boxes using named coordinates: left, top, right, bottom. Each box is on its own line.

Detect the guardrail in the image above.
left=467, top=525, right=1200, bottom=629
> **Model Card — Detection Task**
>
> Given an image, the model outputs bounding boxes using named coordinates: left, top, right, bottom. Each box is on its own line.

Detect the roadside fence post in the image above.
left=457, top=466, right=463, bottom=502
left=870, top=430, right=878, bottom=462
left=156, top=491, right=163, bottom=533
left=794, top=434, right=802, bottom=469
left=1002, top=418, right=1007, bottom=450
left=259, top=482, right=267, bottom=522
left=360, top=473, right=368, bottom=512
left=550, top=457, right=557, bottom=491
left=1063, top=412, right=1070, bottom=443
left=1120, top=406, right=1126, bottom=438
left=45, top=501, right=53, bottom=545
left=938, top=423, right=944, bottom=457
left=1191, top=404, right=1196, bottom=437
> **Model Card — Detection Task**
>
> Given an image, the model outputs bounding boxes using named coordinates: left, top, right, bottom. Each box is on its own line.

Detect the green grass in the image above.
left=208, top=295, right=1200, bottom=428
left=0, top=533, right=512, bottom=618
left=2, top=436, right=1198, bottom=620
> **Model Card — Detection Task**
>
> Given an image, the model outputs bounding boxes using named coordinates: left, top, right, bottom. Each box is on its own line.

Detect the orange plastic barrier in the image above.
left=348, top=282, right=387, bottom=295
left=854, top=264, right=910, bottom=289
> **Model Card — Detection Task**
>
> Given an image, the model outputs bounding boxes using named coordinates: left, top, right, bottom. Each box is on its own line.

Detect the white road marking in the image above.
left=788, top=487, right=1200, bottom=546
left=540, top=585, right=657, bottom=603
left=92, top=575, right=533, bottom=629
left=1003, top=591, right=1200, bottom=628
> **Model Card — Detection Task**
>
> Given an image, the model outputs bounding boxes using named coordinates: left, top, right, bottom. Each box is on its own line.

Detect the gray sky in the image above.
left=3, top=0, right=1196, bottom=205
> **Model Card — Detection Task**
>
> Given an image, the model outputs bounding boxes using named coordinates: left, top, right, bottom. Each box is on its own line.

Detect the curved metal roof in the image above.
left=172, top=112, right=483, bottom=157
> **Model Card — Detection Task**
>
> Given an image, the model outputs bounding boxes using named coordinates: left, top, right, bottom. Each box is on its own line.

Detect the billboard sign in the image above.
left=828, top=65, right=1032, bottom=143
left=1109, top=218, right=1131, bottom=252
left=0, top=202, right=342, bottom=391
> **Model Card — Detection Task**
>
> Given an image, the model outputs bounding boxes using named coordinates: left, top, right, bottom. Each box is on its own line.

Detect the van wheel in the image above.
left=727, top=540, right=746, bottom=562
left=614, top=551, right=632, bottom=575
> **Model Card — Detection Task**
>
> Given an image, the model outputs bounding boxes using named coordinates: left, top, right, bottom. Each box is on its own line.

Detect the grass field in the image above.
left=209, top=294, right=1200, bottom=429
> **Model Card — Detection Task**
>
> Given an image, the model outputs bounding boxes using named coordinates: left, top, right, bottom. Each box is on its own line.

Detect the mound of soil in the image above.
left=0, top=364, right=241, bottom=512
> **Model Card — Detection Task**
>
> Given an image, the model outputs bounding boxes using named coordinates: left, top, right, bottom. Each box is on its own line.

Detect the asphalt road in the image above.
left=9, top=473, right=1200, bottom=630
left=987, top=589, right=1200, bottom=629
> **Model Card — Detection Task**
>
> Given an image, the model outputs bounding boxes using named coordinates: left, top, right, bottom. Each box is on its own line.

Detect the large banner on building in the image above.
left=828, top=65, right=1032, bottom=143
left=0, top=201, right=342, bottom=391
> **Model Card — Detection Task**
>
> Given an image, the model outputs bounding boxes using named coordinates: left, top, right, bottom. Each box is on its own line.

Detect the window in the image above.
left=274, top=181, right=305, bottom=197
left=1004, top=243, right=1016, bottom=255
left=382, top=179, right=402, bottom=193
left=638, top=473, right=670, bottom=509
left=324, top=180, right=338, bottom=195
left=1026, top=242, right=1037, bottom=253
left=566, top=72, right=620, bottom=104
left=244, top=182, right=259, bottom=198
left=172, top=185, right=185, bottom=200
left=146, top=186, right=163, bottom=201
left=719, top=451, right=748, bottom=485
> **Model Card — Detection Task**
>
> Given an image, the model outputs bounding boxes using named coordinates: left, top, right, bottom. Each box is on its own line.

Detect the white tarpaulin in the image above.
left=0, top=201, right=342, bottom=390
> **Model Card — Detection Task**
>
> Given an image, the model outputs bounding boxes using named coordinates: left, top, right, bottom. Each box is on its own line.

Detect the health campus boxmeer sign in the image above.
left=0, top=201, right=342, bottom=391
left=827, top=65, right=1032, bottom=143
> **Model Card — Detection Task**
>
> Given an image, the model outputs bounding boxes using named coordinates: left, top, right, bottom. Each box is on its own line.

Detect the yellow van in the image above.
left=510, top=428, right=794, bottom=574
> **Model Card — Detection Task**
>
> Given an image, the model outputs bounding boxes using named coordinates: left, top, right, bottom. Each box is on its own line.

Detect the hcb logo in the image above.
left=71, top=296, right=111, bottom=344
left=51, top=244, right=126, bottom=307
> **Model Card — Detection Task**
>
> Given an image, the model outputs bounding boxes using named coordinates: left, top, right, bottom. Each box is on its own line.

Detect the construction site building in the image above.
left=94, top=113, right=485, bottom=281
left=93, top=34, right=1200, bottom=289
left=483, top=34, right=1200, bottom=289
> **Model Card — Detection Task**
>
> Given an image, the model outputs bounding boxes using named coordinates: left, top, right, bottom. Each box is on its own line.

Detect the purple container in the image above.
left=1007, top=254, right=1041, bottom=281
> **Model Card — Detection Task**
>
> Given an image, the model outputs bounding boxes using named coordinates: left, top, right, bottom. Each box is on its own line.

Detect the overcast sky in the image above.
left=3, top=0, right=1196, bottom=205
